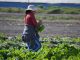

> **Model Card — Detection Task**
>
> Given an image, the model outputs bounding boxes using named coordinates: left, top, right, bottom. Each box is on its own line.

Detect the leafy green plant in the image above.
left=0, top=33, right=80, bottom=60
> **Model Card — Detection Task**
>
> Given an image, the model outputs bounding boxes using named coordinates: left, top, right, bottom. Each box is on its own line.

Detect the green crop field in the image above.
left=0, top=33, right=80, bottom=60
left=0, top=5, right=80, bottom=60
left=0, top=6, right=80, bottom=14
left=0, top=6, right=80, bottom=20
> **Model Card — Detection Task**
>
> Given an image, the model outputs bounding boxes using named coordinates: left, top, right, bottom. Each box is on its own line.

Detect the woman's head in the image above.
left=25, top=10, right=32, bottom=14
left=25, top=5, right=37, bottom=14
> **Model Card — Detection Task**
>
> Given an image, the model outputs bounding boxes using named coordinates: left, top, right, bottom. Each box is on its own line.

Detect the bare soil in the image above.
left=0, top=20, right=80, bottom=37
left=0, top=13, right=80, bottom=37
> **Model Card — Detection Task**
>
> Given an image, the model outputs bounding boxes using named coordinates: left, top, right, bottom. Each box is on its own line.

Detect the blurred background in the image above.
left=0, top=0, right=80, bottom=37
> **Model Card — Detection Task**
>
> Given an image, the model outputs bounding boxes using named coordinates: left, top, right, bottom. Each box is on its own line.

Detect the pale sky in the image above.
left=0, top=0, right=80, bottom=3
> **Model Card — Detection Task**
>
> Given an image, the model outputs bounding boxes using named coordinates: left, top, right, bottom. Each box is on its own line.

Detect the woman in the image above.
left=22, top=5, right=41, bottom=51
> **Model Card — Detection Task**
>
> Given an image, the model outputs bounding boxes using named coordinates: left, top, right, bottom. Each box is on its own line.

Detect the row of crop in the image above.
left=0, top=6, right=80, bottom=14
left=0, top=34, right=80, bottom=60
left=0, top=43, right=80, bottom=60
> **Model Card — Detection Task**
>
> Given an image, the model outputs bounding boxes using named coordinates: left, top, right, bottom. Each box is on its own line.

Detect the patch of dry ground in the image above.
left=0, top=19, right=80, bottom=37
left=0, top=13, right=80, bottom=37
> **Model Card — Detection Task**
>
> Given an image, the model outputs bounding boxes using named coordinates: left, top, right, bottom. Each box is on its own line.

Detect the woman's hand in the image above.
left=37, top=20, right=42, bottom=26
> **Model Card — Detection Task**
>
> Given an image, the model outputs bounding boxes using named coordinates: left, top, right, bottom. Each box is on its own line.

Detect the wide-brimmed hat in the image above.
left=26, top=5, right=37, bottom=11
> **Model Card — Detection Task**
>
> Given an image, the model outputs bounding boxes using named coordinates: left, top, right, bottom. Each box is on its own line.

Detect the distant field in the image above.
left=0, top=12, right=80, bottom=20
left=0, top=3, right=80, bottom=60
left=0, top=6, right=80, bottom=14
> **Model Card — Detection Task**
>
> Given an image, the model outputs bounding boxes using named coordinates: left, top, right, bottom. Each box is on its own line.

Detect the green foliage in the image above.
left=63, top=7, right=80, bottom=14
left=34, top=6, right=80, bottom=14
left=0, top=34, right=80, bottom=60
left=47, top=8, right=63, bottom=14
left=0, top=6, right=80, bottom=14
left=0, top=7, right=24, bottom=13
left=0, top=7, right=80, bottom=20
left=37, top=5, right=44, bottom=9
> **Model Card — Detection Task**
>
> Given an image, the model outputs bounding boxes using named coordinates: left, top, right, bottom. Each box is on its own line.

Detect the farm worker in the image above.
left=22, top=5, right=41, bottom=51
